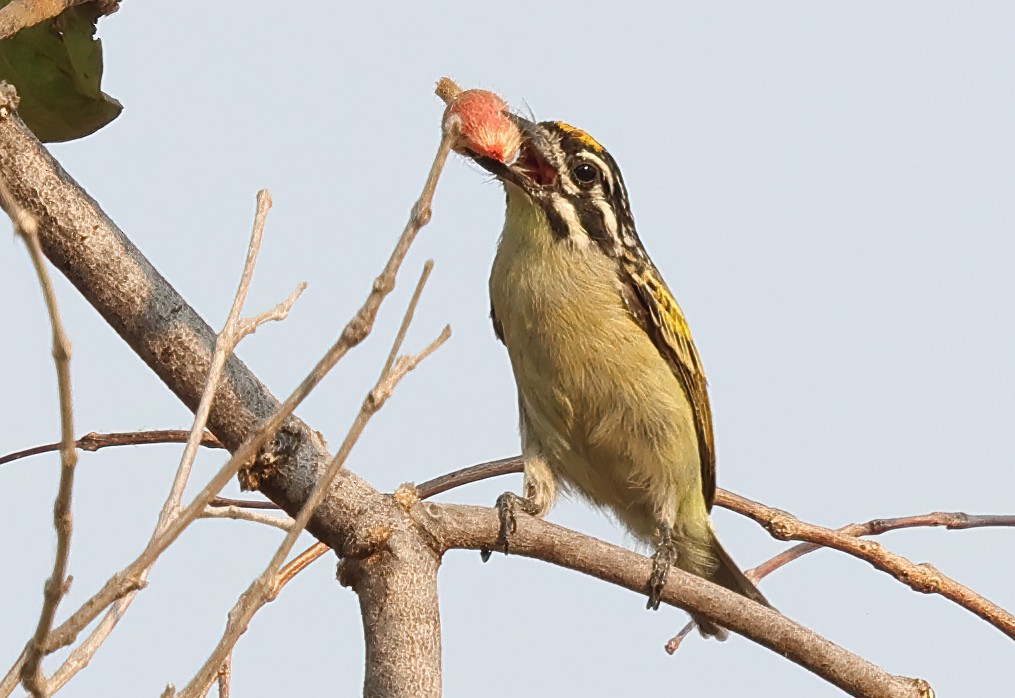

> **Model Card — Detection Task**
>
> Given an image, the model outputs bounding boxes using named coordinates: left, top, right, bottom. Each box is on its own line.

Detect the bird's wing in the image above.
left=620, top=261, right=717, bottom=509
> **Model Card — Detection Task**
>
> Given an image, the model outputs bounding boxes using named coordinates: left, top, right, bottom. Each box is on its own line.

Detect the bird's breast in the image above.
left=489, top=194, right=700, bottom=526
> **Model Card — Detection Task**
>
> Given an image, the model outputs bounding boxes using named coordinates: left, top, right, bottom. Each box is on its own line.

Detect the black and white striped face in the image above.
left=472, top=117, right=647, bottom=264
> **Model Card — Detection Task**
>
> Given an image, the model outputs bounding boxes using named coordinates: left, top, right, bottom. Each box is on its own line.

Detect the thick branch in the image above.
left=432, top=504, right=930, bottom=698
left=177, top=326, right=450, bottom=697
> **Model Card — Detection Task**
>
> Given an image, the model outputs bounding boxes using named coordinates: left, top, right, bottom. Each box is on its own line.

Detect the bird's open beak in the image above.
left=469, top=115, right=558, bottom=194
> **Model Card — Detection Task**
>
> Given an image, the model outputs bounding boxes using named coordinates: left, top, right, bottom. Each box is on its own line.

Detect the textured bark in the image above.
left=342, top=530, right=442, bottom=698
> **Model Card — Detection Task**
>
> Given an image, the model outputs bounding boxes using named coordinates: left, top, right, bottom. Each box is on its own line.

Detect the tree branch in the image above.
left=0, top=430, right=225, bottom=467
left=199, top=506, right=294, bottom=532
left=667, top=509, right=1015, bottom=652
left=747, top=511, right=1015, bottom=583
left=1, top=178, right=78, bottom=697
left=718, top=490, right=1015, bottom=640
left=432, top=504, right=930, bottom=698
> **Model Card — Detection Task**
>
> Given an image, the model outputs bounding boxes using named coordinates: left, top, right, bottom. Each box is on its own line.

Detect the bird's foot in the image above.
left=647, top=528, right=678, bottom=610
left=480, top=491, right=539, bottom=561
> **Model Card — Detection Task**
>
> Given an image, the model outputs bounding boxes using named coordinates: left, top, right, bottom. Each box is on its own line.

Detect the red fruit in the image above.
left=442, top=88, right=521, bottom=164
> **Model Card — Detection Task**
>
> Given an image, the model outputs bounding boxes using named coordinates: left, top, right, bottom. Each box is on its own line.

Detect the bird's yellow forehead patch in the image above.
left=553, top=121, right=604, bottom=153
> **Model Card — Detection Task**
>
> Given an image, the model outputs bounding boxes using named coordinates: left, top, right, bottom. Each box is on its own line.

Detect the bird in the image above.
left=461, top=111, right=770, bottom=637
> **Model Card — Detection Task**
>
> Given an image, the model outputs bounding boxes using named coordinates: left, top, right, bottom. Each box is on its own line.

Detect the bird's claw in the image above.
left=647, top=535, right=678, bottom=610
left=480, top=491, right=536, bottom=561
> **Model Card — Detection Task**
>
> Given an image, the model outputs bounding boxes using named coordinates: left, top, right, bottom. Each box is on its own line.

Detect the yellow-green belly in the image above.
left=489, top=190, right=709, bottom=546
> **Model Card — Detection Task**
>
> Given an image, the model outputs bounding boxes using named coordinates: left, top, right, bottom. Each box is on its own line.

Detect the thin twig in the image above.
left=46, top=190, right=297, bottom=694
left=208, top=497, right=279, bottom=510
left=381, top=260, right=434, bottom=378
left=200, top=506, right=294, bottom=532
left=717, top=490, right=1015, bottom=640
left=267, top=543, right=331, bottom=601
left=2, top=180, right=78, bottom=697
left=748, top=511, right=1015, bottom=580
left=45, top=589, right=137, bottom=695
left=216, top=655, right=231, bottom=698
left=160, top=189, right=283, bottom=522
left=666, top=509, right=1015, bottom=652
left=0, top=430, right=225, bottom=467
left=236, top=281, right=306, bottom=339
left=416, top=456, right=523, bottom=498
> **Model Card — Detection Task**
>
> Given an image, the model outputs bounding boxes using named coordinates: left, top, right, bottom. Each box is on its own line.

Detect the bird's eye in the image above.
left=571, top=161, right=601, bottom=187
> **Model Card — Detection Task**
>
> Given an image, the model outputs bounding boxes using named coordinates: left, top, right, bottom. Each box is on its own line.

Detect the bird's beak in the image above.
left=469, top=114, right=558, bottom=193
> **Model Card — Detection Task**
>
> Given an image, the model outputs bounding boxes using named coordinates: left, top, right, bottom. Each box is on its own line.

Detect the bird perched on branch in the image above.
left=442, top=85, right=769, bottom=637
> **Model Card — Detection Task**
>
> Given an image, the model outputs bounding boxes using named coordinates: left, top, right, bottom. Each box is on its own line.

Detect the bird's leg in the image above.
left=647, top=524, right=678, bottom=610
left=481, top=491, right=542, bottom=561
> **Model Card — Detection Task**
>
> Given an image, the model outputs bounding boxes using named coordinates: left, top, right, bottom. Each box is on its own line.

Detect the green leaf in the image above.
left=0, top=1, right=121, bottom=142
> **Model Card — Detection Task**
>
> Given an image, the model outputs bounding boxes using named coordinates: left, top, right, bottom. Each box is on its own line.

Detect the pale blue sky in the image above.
left=2, top=2, right=1013, bottom=695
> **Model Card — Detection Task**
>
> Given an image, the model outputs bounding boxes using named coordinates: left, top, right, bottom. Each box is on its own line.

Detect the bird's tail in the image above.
left=689, top=532, right=770, bottom=640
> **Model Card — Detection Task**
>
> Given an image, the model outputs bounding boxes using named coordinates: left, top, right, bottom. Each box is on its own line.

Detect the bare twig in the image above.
left=200, top=506, right=294, bottom=532
left=45, top=588, right=139, bottom=695
left=235, top=281, right=306, bottom=339
left=416, top=456, right=523, bottom=498
left=160, top=189, right=289, bottom=521
left=2, top=179, right=78, bottom=697
left=216, top=655, right=231, bottom=698
left=717, top=490, right=1015, bottom=640
left=0, top=430, right=225, bottom=467
left=36, top=278, right=407, bottom=668
left=746, top=511, right=1015, bottom=581
left=267, top=543, right=331, bottom=602
left=208, top=497, right=278, bottom=510
left=270, top=459, right=1015, bottom=656
left=381, top=260, right=434, bottom=378
left=666, top=509, right=1015, bottom=652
